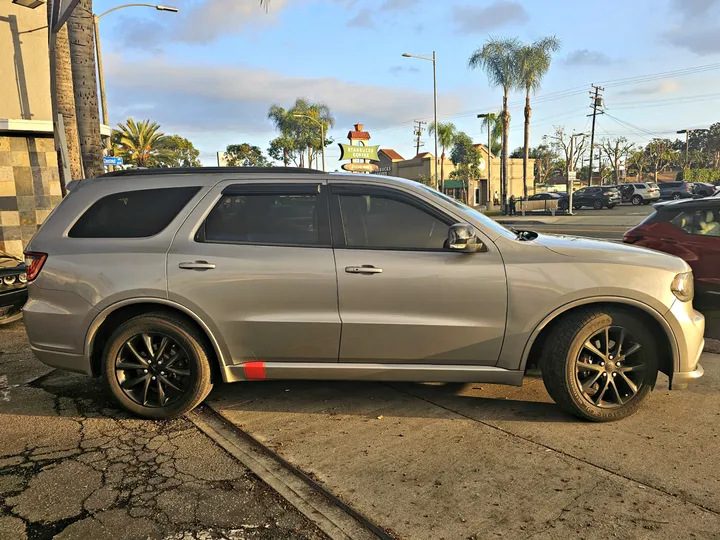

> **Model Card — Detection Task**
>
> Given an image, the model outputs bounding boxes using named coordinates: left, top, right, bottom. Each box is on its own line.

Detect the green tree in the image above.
left=645, top=139, right=676, bottom=182
left=111, top=118, right=175, bottom=168
left=268, top=98, right=334, bottom=168
left=449, top=131, right=482, bottom=204
left=626, top=150, right=649, bottom=181
left=515, top=36, right=561, bottom=199
left=469, top=37, right=520, bottom=209
left=600, top=137, right=635, bottom=184
left=268, top=136, right=299, bottom=167
left=428, top=121, right=458, bottom=187
left=164, top=135, right=201, bottom=167
left=528, top=144, right=557, bottom=185
left=225, top=143, right=271, bottom=167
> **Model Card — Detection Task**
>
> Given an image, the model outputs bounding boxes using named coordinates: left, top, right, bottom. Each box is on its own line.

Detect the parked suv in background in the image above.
left=659, top=181, right=694, bottom=200
left=569, top=186, right=621, bottom=210
left=23, top=168, right=705, bottom=422
left=618, top=183, right=661, bottom=205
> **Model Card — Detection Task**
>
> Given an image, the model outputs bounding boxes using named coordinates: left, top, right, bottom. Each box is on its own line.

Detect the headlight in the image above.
left=2, top=275, right=16, bottom=286
left=671, top=272, right=694, bottom=302
left=18, top=273, right=27, bottom=284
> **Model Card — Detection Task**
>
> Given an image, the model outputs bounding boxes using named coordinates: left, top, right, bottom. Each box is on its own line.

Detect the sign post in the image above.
left=567, top=170, right=577, bottom=215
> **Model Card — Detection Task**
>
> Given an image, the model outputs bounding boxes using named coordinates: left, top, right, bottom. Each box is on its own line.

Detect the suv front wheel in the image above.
left=541, top=307, right=658, bottom=421
left=631, top=195, right=643, bottom=205
left=102, top=312, right=214, bottom=419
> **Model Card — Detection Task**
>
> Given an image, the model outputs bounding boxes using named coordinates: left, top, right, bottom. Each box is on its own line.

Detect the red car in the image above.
left=624, top=198, right=720, bottom=294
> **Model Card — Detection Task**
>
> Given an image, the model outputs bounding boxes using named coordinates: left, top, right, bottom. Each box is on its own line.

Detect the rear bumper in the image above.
left=30, top=345, right=92, bottom=375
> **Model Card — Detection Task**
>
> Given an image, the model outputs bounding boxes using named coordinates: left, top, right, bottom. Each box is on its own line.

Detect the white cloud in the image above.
left=452, top=1, right=528, bottom=34
left=617, top=80, right=682, bottom=96
left=563, top=49, right=612, bottom=66
left=663, top=0, right=720, bottom=54
left=105, top=55, right=465, bottom=135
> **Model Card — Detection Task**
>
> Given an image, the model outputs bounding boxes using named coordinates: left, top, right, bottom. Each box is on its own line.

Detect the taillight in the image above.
left=685, top=185, right=691, bottom=191
left=623, top=233, right=642, bottom=244
left=24, top=252, right=47, bottom=282
left=603, top=191, right=612, bottom=195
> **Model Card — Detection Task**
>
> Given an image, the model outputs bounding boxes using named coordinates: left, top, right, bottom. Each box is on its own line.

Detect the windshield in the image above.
left=418, top=185, right=517, bottom=240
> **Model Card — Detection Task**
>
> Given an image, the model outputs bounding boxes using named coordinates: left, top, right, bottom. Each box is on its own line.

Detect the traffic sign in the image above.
left=104, top=156, right=123, bottom=166
left=342, top=162, right=379, bottom=173
left=567, top=171, right=577, bottom=181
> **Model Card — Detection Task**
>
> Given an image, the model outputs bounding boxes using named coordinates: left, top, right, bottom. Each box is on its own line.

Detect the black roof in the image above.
left=653, top=197, right=720, bottom=211
left=100, top=166, right=324, bottom=178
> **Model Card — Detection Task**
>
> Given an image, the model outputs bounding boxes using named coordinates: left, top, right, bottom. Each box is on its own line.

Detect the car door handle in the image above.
left=345, top=265, right=383, bottom=275
left=178, top=261, right=216, bottom=271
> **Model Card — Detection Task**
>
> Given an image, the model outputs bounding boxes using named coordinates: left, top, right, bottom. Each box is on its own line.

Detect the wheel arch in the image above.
left=521, top=298, right=676, bottom=379
left=85, top=298, right=228, bottom=380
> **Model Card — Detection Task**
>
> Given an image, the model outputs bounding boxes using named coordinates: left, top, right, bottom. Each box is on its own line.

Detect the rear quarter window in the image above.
left=69, top=187, right=200, bottom=238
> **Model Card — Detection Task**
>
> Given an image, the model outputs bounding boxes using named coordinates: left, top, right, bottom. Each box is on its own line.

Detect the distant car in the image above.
left=569, top=186, right=621, bottom=210
left=691, top=182, right=715, bottom=198
left=624, top=198, right=720, bottom=294
left=618, top=183, right=661, bottom=205
left=0, top=252, right=27, bottom=325
left=659, top=181, right=694, bottom=200
left=528, top=193, right=563, bottom=201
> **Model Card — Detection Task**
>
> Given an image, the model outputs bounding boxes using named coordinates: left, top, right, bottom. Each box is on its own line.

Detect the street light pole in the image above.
left=402, top=51, right=439, bottom=191
left=293, top=114, right=325, bottom=171
left=94, top=4, right=178, bottom=152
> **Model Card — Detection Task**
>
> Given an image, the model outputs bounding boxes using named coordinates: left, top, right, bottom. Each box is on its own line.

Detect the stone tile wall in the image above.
left=0, top=135, right=62, bottom=257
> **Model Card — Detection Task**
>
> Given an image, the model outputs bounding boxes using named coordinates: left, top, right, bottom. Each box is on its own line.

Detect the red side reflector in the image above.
left=244, top=362, right=266, bottom=380
left=23, top=252, right=47, bottom=281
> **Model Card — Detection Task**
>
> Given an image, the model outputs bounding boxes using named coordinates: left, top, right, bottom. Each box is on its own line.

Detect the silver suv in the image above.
left=23, top=168, right=705, bottom=422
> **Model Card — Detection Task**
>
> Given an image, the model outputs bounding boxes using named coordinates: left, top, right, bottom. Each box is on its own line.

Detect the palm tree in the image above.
left=47, top=0, right=83, bottom=188
left=515, top=36, right=561, bottom=199
left=469, top=38, right=520, bottom=211
left=429, top=121, right=458, bottom=186
left=111, top=119, right=175, bottom=168
left=67, top=0, right=104, bottom=178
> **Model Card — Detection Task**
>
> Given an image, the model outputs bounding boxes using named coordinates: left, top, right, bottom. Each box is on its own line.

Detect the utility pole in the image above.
left=413, top=120, right=426, bottom=155
left=587, top=84, right=604, bottom=186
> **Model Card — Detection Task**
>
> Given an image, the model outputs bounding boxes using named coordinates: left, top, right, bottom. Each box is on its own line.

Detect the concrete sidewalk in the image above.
left=0, top=321, right=327, bottom=540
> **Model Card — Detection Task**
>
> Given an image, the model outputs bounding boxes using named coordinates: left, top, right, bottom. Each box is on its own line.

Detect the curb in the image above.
left=705, top=338, right=720, bottom=355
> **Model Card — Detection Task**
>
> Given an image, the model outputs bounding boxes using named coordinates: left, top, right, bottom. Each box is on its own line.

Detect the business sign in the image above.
left=338, top=144, right=380, bottom=162
left=103, top=156, right=123, bottom=166
left=342, top=162, right=379, bottom=173
left=567, top=171, right=577, bottom=181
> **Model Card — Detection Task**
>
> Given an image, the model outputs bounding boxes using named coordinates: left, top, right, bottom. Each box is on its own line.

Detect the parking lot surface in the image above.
left=0, top=321, right=326, bottom=540
left=208, top=354, right=720, bottom=540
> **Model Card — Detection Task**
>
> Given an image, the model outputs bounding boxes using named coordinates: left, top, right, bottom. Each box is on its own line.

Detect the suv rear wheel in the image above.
left=593, top=200, right=603, bottom=210
left=102, top=313, right=214, bottom=419
left=540, top=307, right=658, bottom=421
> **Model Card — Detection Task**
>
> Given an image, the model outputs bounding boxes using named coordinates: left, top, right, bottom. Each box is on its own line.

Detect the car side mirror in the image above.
left=447, top=223, right=483, bottom=253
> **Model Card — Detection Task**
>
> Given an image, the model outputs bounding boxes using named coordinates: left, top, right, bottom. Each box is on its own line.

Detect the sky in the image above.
left=94, top=0, right=720, bottom=169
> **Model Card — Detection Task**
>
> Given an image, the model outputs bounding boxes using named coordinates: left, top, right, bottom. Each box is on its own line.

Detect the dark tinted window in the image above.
left=338, top=193, right=450, bottom=249
left=202, top=192, right=326, bottom=245
left=69, top=187, right=200, bottom=238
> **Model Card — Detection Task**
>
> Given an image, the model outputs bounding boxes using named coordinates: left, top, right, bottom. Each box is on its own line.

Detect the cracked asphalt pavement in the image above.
left=0, top=321, right=327, bottom=540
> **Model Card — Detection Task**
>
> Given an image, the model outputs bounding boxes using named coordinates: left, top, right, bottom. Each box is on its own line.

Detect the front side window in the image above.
left=337, top=193, right=450, bottom=250
left=671, top=208, right=720, bottom=237
left=201, top=191, right=327, bottom=246
left=69, top=187, right=200, bottom=238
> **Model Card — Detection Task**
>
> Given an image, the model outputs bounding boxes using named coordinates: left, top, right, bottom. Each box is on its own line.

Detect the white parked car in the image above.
left=619, top=183, right=661, bottom=205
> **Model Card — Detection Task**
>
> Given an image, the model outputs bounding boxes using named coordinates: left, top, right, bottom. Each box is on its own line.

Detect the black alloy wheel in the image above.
left=574, top=326, right=646, bottom=409
left=593, top=200, right=603, bottom=210
left=115, top=332, right=191, bottom=408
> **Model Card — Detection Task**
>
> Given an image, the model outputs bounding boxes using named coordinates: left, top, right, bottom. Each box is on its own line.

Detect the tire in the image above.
left=102, top=312, right=214, bottom=420
left=631, top=195, right=643, bottom=205
left=593, top=200, right=603, bottom=210
left=558, top=200, right=568, bottom=211
left=672, top=193, right=681, bottom=200
left=540, top=307, right=658, bottom=422
left=573, top=205, right=581, bottom=210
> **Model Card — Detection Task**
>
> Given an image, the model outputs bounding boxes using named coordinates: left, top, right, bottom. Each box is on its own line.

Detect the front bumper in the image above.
left=666, top=299, right=705, bottom=389
left=0, top=288, right=27, bottom=324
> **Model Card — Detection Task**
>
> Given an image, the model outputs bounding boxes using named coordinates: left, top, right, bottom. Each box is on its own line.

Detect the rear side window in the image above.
left=199, top=187, right=329, bottom=246
left=634, top=183, right=646, bottom=188
left=69, top=187, right=200, bottom=238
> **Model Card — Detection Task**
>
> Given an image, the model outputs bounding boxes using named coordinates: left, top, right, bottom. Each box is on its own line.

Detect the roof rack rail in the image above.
left=99, top=166, right=324, bottom=178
